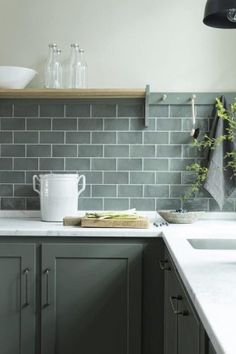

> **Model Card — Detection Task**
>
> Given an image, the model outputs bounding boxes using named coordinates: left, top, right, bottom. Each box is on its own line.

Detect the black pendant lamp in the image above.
left=203, top=0, right=236, bottom=28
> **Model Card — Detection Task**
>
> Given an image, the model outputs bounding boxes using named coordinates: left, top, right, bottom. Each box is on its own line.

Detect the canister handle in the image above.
left=78, top=175, right=86, bottom=197
left=33, top=175, right=40, bottom=195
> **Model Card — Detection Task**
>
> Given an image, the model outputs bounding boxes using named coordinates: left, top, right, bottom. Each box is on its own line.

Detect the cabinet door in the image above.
left=163, top=257, right=178, bottom=354
left=0, top=243, right=35, bottom=354
left=177, top=283, right=202, bottom=354
left=41, top=243, right=142, bottom=354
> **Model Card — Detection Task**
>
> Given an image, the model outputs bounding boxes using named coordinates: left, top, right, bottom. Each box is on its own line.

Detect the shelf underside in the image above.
left=0, top=88, right=146, bottom=99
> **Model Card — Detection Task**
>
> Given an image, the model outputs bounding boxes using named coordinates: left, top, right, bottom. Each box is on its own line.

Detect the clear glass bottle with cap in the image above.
left=44, top=43, right=57, bottom=88
left=53, top=48, right=63, bottom=88
left=63, top=43, right=80, bottom=88
left=74, top=48, right=88, bottom=88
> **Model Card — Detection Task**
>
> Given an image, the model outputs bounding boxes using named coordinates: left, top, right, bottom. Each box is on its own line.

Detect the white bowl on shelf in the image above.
left=0, top=66, right=37, bottom=89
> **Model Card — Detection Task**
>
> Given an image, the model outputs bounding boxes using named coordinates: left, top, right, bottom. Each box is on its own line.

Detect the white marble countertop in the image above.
left=162, top=221, right=236, bottom=354
left=0, top=211, right=161, bottom=237
left=1, top=211, right=236, bottom=353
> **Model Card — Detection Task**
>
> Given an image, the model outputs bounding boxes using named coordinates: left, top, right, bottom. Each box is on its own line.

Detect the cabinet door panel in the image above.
left=41, top=243, right=142, bottom=354
left=177, top=291, right=201, bottom=354
left=164, top=256, right=178, bottom=354
left=0, top=244, right=35, bottom=354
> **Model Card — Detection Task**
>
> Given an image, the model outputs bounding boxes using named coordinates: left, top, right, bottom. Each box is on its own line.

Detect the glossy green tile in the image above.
left=1, top=197, right=25, bottom=210
left=149, top=105, right=168, bottom=117
left=14, top=132, right=38, bottom=143
left=14, top=102, right=38, bottom=117
left=27, top=118, right=51, bottom=130
left=78, top=118, right=103, bottom=130
left=144, top=132, right=168, bottom=144
left=1, top=145, right=25, bottom=157
left=156, top=118, right=181, bottom=131
left=104, top=119, right=129, bottom=131
left=92, top=132, right=116, bottom=144
left=78, top=145, right=103, bottom=157
left=144, top=185, right=169, bottom=197
left=0, top=184, right=13, bottom=196
left=130, top=198, right=155, bottom=211
left=117, top=158, right=142, bottom=171
left=40, top=158, right=64, bottom=170
left=78, top=198, right=103, bottom=210
left=40, top=103, right=64, bottom=117
left=27, top=145, right=51, bottom=157
left=66, top=132, right=90, bottom=144
left=156, top=172, right=181, bottom=184
left=104, top=172, right=129, bottom=184
left=130, top=145, right=155, bottom=158
left=0, top=158, right=12, bottom=170
left=14, top=184, right=37, bottom=197
left=92, top=104, right=116, bottom=117
left=0, top=171, right=25, bottom=183
left=118, top=185, right=143, bottom=197
left=130, top=172, right=155, bottom=184
left=1, top=118, right=25, bottom=130
left=14, top=158, right=38, bottom=170
left=66, top=104, right=90, bottom=117
left=104, top=198, right=129, bottom=210
left=92, top=185, right=116, bottom=197
left=92, top=158, right=116, bottom=171
left=156, top=145, right=181, bottom=157
left=156, top=198, right=181, bottom=210
left=53, top=145, right=77, bottom=157
left=144, top=159, right=168, bottom=171
left=40, top=132, right=64, bottom=144
left=118, top=132, right=142, bottom=144
left=104, top=145, right=129, bottom=157
left=65, top=158, right=90, bottom=170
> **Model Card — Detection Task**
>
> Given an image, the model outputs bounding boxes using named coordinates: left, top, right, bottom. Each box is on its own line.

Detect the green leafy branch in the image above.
left=183, top=98, right=236, bottom=201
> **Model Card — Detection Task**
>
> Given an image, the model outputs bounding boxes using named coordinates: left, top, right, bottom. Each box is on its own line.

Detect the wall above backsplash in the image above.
left=0, top=0, right=236, bottom=91
left=0, top=93, right=235, bottom=212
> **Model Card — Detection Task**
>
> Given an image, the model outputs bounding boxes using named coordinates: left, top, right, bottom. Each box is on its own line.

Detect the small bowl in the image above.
left=158, top=210, right=205, bottom=224
left=0, top=66, right=37, bottom=89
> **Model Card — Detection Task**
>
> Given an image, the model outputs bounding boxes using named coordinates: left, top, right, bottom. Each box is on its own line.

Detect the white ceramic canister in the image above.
left=33, top=174, right=86, bottom=222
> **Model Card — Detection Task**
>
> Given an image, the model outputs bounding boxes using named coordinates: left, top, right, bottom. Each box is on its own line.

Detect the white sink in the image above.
left=187, top=239, right=236, bottom=250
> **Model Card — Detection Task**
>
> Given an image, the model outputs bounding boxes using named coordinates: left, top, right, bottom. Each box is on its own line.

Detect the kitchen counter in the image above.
left=163, top=221, right=236, bottom=354
left=1, top=211, right=236, bottom=354
left=0, top=211, right=161, bottom=237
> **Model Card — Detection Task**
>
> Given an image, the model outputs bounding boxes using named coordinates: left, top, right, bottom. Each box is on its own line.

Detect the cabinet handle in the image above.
left=44, top=269, right=50, bottom=307
left=169, top=296, right=189, bottom=316
left=159, top=259, right=171, bottom=271
left=23, top=268, right=30, bottom=307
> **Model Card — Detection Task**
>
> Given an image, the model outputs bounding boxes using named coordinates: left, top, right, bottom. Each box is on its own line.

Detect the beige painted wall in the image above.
left=0, top=0, right=236, bottom=91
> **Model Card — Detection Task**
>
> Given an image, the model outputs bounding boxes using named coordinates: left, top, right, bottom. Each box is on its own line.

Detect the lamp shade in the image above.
left=203, top=0, right=236, bottom=28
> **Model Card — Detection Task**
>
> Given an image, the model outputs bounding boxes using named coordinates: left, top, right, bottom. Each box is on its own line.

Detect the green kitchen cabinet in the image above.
left=41, top=243, right=142, bottom=354
left=0, top=243, right=35, bottom=354
left=161, top=249, right=206, bottom=354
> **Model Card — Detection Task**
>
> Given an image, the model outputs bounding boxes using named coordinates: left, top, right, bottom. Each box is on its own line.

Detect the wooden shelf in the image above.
left=0, top=88, right=146, bottom=99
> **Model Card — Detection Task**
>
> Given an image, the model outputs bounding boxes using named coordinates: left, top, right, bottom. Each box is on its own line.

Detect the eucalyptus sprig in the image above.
left=183, top=97, right=236, bottom=201
left=182, top=163, right=208, bottom=201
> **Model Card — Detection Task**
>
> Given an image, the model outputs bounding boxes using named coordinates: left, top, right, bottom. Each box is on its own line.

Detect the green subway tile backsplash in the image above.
left=0, top=96, right=232, bottom=211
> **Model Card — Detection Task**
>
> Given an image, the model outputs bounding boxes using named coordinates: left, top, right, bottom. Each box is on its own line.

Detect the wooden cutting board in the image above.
left=63, top=216, right=149, bottom=229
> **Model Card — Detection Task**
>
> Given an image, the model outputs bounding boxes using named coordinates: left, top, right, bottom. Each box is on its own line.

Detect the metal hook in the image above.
left=162, top=94, right=167, bottom=101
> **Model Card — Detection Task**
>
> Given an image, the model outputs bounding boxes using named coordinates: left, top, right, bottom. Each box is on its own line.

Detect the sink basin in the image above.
left=188, top=239, right=236, bottom=250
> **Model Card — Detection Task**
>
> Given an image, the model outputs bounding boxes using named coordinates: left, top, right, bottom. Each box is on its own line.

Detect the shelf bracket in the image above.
left=145, top=84, right=150, bottom=128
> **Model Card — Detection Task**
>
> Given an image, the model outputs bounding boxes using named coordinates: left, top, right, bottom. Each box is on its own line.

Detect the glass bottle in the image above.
left=53, top=48, right=63, bottom=89
left=64, top=43, right=79, bottom=88
left=44, top=43, right=57, bottom=88
left=74, top=48, right=88, bottom=88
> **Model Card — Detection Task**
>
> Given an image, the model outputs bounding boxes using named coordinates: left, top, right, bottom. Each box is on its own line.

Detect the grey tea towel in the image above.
left=204, top=96, right=236, bottom=210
